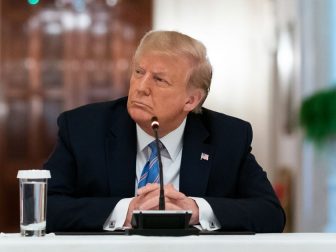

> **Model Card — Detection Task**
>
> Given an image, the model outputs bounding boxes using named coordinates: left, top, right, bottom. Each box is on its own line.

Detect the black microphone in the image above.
left=151, top=116, right=165, bottom=210
left=128, top=116, right=197, bottom=236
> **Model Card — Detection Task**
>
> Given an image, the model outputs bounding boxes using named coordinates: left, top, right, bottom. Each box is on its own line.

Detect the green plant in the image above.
left=300, top=87, right=336, bottom=143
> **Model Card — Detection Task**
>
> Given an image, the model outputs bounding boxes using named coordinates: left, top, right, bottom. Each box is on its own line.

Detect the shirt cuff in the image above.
left=103, top=198, right=133, bottom=231
left=190, top=197, right=221, bottom=231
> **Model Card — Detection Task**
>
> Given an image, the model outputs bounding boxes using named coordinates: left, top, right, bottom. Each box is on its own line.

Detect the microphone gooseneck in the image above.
left=151, top=116, right=165, bottom=210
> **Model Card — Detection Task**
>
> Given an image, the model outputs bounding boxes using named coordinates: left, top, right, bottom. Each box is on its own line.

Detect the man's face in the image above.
left=127, top=51, right=201, bottom=136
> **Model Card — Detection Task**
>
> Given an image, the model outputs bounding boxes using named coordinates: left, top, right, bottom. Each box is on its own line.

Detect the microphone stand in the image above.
left=127, top=117, right=199, bottom=236
left=151, top=117, right=165, bottom=210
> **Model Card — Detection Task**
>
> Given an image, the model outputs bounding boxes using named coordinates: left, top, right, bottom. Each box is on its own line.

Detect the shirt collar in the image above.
left=136, top=118, right=186, bottom=161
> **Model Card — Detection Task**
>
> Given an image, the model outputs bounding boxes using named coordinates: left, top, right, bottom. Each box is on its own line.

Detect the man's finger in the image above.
left=165, top=202, right=183, bottom=210
left=137, top=190, right=160, bottom=207
left=165, top=188, right=186, bottom=200
left=137, top=195, right=178, bottom=210
left=137, top=183, right=159, bottom=196
left=138, top=196, right=161, bottom=210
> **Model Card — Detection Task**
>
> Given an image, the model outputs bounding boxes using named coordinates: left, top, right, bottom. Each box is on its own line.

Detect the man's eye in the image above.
left=154, top=76, right=166, bottom=83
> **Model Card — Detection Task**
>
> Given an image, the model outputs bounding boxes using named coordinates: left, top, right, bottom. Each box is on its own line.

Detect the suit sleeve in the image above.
left=204, top=123, right=286, bottom=233
left=44, top=113, right=122, bottom=232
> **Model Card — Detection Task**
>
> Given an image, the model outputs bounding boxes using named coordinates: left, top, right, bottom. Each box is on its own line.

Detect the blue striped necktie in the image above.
left=138, top=141, right=161, bottom=189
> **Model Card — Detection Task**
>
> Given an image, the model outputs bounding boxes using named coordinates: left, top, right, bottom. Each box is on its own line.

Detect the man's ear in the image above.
left=184, top=88, right=204, bottom=112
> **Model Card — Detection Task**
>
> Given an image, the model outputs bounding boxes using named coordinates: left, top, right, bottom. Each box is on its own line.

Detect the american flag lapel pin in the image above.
left=200, top=152, right=209, bottom=161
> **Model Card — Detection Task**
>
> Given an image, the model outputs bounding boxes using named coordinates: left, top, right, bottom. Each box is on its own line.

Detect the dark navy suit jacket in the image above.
left=45, top=97, right=285, bottom=232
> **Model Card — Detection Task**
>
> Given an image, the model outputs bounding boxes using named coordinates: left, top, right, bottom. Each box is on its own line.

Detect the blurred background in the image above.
left=0, top=0, right=335, bottom=233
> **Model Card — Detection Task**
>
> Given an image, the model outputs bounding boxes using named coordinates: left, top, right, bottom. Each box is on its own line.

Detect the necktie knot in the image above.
left=148, top=141, right=163, bottom=156
left=148, top=141, right=158, bottom=156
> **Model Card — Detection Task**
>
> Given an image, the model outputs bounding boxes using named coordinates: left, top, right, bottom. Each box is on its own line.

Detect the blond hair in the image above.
left=134, top=30, right=212, bottom=113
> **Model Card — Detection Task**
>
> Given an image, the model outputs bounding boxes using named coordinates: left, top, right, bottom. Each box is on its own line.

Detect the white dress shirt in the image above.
left=103, top=119, right=221, bottom=231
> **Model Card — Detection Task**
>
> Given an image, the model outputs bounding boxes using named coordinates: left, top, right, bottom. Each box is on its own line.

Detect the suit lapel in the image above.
left=179, top=113, right=213, bottom=197
left=105, top=104, right=136, bottom=197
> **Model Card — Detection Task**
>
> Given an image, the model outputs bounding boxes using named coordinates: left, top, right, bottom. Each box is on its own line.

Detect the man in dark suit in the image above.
left=45, top=31, right=285, bottom=233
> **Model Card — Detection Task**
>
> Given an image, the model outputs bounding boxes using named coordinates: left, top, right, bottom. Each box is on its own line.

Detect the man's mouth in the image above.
left=131, top=100, right=152, bottom=110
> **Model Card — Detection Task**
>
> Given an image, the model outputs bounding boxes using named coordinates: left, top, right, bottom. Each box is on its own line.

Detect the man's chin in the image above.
left=128, top=107, right=152, bottom=125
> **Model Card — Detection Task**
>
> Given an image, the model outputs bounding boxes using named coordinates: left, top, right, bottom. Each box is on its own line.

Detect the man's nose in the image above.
left=137, top=73, right=151, bottom=95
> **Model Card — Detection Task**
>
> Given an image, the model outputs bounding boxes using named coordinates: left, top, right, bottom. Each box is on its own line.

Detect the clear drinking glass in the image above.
left=17, top=170, right=51, bottom=236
